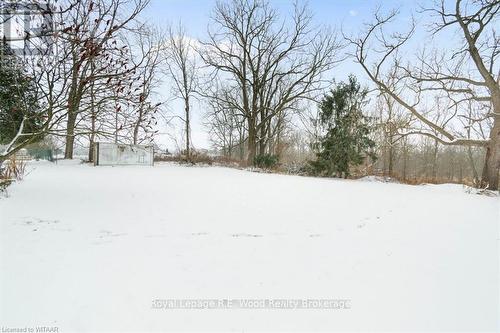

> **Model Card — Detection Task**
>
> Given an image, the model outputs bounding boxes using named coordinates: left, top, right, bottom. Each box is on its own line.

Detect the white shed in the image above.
left=93, top=142, right=153, bottom=166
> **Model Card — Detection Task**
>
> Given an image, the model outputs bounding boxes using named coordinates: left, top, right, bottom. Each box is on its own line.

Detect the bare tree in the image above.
left=163, top=22, right=198, bottom=160
left=200, top=0, right=342, bottom=165
left=70, top=27, right=162, bottom=161
left=347, top=0, right=500, bottom=189
left=374, top=91, right=412, bottom=177
left=204, top=82, right=246, bottom=157
left=60, top=0, right=150, bottom=159
left=130, top=27, right=164, bottom=145
left=1, top=0, right=162, bottom=163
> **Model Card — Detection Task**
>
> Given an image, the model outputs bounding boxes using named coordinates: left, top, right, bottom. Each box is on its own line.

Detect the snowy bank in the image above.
left=0, top=162, right=498, bottom=331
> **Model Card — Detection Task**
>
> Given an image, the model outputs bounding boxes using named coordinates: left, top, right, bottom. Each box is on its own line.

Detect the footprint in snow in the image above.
left=21, top=218, right=60, bottom=226
left=98, top=230, right=127, bottom=238
left=232, top=233, right=263, bottom=238
left=191, top=232, right=209, bottom=236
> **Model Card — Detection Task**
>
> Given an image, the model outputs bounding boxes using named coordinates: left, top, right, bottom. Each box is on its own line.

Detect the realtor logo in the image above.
left=0, top=0, right=55, bottom=56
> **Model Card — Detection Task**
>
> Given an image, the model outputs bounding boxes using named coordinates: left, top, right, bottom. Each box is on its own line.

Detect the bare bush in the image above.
left=1, top=156, right=26, bottom=181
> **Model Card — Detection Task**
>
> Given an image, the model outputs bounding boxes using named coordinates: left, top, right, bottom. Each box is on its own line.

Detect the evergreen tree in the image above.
left=0, top=43, right=41, bottom=144
left=309, top=75, right=376, bottom=178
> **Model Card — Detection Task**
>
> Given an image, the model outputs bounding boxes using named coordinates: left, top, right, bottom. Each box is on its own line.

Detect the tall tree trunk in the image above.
left=239, top=130, right=244, bottom=161
left=185, top=98, right=190, bottom=160
left=482, top=115, right=500, bottom=190
left=88, top=114, right=96, bottom=162
left=227, top=126, right=233, bottom=158
left=402, top=139, right=408, bottom=181
left=64, top=79, right=80, bottom=159
left=115, top=107, right=118, bottom=144
left=258, top=109, right=266, bottom=156
left=275, top=129, right=282, bottom=158
left=88, top=138, right=94, bottom=162
left=465, top=107, right=480, bottom=186
left=64, top=110, right=77, bottom=159
left=258, top=130, right=266, bottom=156
left=431, top=138, right=438, bottom=181
left=88, top=68, right=96, bottom=162
left=388, top=140, right=394, bottom=177
left=247, top=118, right=257, bottom=165
left=133, top=105, right=144, bottom=145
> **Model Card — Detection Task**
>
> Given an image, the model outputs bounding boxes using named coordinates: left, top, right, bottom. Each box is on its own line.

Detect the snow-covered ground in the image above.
left=0, top=161, right=498, bottom=331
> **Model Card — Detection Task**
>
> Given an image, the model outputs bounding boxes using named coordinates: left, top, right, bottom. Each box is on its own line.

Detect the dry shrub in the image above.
left=154, top=151, right=250, bottom=168
left=154, top=151, right=215, bottom=165
left=393, top=175, right=477, bottom=187
left=189, top=151, right=214, bottom=165
left=360, top=170, right=479, bottom=187
left=212, top=155, right=246, bottom=168
left=1, top=156, right=27, bottom=181
left=0, top=156, right=26, bottom=192
left=154, top=154, right=182, bottom=162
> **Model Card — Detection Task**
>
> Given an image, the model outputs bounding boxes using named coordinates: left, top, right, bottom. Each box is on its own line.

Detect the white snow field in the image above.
left=0, top=161, right=498, bottom=332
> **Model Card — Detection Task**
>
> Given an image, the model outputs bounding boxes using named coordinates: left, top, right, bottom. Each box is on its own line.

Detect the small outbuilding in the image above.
left=93, top=142, right=153, bottom=166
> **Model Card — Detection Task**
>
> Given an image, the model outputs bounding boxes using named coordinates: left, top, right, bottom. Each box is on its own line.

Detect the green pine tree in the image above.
left=309, top=75, right=376, bottom=178
left=0, top=43, right=41, bottom=145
